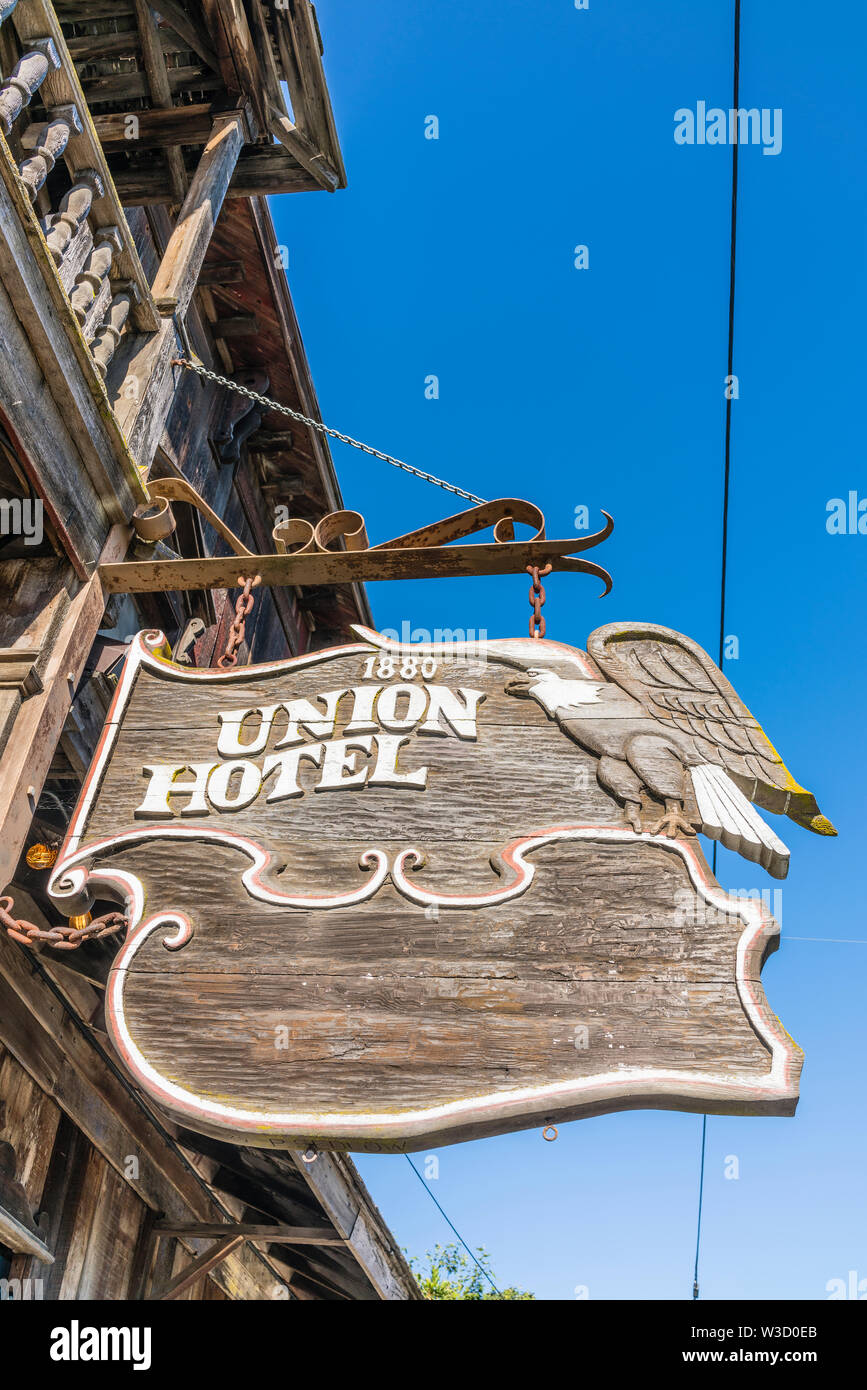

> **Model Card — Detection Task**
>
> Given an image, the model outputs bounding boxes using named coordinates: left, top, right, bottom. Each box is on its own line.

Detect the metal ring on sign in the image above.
left=301, top=1145, right=319, bottom=1164
left=542, top=1125, right=559, bottom=1142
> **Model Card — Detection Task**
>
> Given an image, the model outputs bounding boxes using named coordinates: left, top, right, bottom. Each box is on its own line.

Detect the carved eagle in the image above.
left=505, top=621, right=835, bottom=879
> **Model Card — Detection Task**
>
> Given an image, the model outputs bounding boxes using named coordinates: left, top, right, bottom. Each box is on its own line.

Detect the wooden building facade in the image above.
left=0, top=0, right=418, bottom=1300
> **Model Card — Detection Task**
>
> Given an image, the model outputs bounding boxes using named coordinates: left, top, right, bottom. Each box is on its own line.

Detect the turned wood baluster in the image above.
left=18, top=107, right=81, bottom=201
left=42, top=170, right=104, bottom=266
left=0, top=40, right=59, bottom=136
left=91, top=283, right=139, bottom=378
left=69, top=225, right=122, bottom=324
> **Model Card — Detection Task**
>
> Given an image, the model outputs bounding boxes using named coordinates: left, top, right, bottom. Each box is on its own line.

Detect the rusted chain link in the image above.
left=217, top=574, right=260, bottom=669
left=527, top=563, right=552, bottom=639
left=171, top=357, right=488, bottom=505
left=0, top=896, right=127, bottom=952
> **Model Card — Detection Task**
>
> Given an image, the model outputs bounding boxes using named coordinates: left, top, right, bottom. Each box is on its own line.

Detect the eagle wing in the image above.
left=586, top=622, right=832, bottom=837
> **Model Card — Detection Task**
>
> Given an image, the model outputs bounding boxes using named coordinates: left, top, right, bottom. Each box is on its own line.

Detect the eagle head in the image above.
left=505, top=668, right=604, bottom=715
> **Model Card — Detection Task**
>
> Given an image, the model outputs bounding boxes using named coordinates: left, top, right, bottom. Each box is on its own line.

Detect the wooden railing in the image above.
left=0, top=0, right=158, bottom=384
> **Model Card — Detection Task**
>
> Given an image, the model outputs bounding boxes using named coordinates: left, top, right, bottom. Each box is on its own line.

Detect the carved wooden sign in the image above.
left=48, top=623, right=835, bottom=1150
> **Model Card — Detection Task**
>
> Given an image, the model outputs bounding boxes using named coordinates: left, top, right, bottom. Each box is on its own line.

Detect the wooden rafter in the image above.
left=93, top=103, right=217, bottom=151
left=199, top=0, right=266, bottom=133
left=149, top=1235, right=247, bottom=1300
left=274, top=1, right=346, bottom=186
left=150, top=0, right=220, bottom=72
left=133, top=0, right=187, bottom=202
left=112, top=143, right=319, bottom=203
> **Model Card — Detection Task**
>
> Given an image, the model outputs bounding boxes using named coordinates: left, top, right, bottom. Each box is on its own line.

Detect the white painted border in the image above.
left=48, top=629, right=801, bottom=1147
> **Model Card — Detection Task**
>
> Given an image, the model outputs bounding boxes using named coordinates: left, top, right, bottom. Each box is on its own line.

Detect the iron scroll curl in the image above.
left=271, top=498, right=614, bottom=595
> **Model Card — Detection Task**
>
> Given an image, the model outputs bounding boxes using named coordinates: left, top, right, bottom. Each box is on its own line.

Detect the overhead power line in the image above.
left=403, top=1154, right=503, bottom=1297
left=696, top=0, right=742, bottom=1303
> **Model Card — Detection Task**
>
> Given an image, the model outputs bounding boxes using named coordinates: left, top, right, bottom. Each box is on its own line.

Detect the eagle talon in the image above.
left=624, top=800, right=643, bottom=834
left=649, top=803, right=696, bottom=840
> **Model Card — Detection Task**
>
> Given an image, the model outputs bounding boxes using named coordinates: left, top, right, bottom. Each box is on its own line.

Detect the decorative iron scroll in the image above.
left=127, top=484, right=614, bottom=594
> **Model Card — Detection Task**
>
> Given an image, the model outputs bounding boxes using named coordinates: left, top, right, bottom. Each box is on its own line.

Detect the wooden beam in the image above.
left=149, top=1235, right=246, bottom=1299
left=78, top=66, right=221, bottom=104
left=212, top=312, right=259, bottom=338
left=93, top=103, right=217, bottom=151
left=65, top=28, right=191, bottom=61
left=112, top=110, right=249, bottom=473
left=152, top=110, right=249, bottom=317
left=275, top=4, right=346, bottom=187
left=0, top=1205, right=55, bottom=1263
left=268, top=108, right=338, bottom=191
left=112, top=144, right=318, bottom=203
left=290, top=1151, right=421, bottom=1301
left=154, top=1222, right=346, bottom=1244
left=198, top=259, right=246, bottom=285
left=133, top=0, right=187, bottom=201
left=200, top=0, right=266, bottom=133
left=151, top=0, right=220, bottom=72
left=0, top=527, right=129, bottom=892
left=0, top=939, right=279, bottom=1300
left=245, top=0, right=338, bottom=192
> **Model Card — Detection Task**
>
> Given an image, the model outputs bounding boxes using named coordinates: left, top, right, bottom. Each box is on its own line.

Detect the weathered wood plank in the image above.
left=133, top=0, right=187, bottom=201
left=111, top=143, right=318, bottom=203
left=93, top=103, right=216, bottom=150
left=150, top=1233, right=244, bottom=1299
left=112, top=111, right=248, bottom=473
left=61, top=636, right=799, bottom=1152
left=57, top=1145, right=105, bottom=1297
left=0, top=932, right=284, bottom=1299
left=0, top=527, right=129, bottom=892
left=151, top=0, right=220, bottom=72
left=199, top=0, right=267, bottom=132
left=153, top=1222, right=345, bottom=1243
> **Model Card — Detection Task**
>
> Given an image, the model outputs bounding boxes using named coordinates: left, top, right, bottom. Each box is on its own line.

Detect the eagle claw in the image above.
left=649, top=807, right=696, bottom=840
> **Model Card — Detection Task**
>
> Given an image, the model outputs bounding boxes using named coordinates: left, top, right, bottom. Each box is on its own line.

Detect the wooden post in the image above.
left=113, top=110, right=250, bottom=473
left=148, top=1235, right=246, bottom=1300
left=133, top=0, right=187, bottom=202
left=152, top=110, right=250, bottom=318
left=0, top=525, right=129, bottom=892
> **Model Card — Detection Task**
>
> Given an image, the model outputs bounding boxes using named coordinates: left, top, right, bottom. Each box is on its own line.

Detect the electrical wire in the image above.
left=694, top=0, right=742, bottom=1304
left=403, top=1154, right=503, bottom=1297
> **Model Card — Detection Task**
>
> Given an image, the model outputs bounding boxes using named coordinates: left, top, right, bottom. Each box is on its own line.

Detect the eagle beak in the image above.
left=505, top=675, right=533, bottom=698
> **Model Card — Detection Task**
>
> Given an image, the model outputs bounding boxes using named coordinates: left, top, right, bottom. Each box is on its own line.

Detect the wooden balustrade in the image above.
left=0, top=0, right=162, bottom=396
left=91, top=283, right=138, bottom=378
left=0, top=40, right=56, bottom=133
left=18, top=106, right=79, bottom=199
left=0, top=0, right=158, bottom=333
left=41, top=169, right=101, bottom=272
left=69, top=224, right=120, bottom=334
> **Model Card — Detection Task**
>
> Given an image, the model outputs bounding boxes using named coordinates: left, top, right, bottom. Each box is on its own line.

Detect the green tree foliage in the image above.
left=410, top=1242, right=534, bottom=1300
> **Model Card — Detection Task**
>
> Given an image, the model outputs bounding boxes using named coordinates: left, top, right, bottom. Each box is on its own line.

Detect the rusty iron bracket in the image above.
left=111, top=494, right=613, bottom=595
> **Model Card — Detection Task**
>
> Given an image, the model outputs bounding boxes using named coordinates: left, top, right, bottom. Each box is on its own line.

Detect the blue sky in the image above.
left=272, top=0, right=866, bottom=1299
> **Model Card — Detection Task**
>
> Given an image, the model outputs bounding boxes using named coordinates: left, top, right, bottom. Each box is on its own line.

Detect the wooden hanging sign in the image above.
left=48, top=623, right=835, bottom=1151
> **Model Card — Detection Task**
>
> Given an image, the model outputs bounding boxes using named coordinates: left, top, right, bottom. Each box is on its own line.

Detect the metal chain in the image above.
left=0, top=896, right=126, bottom=952
left=527, top=563, right=552, bottom=639
left=217, top=574, right=260, bottom=669
left=172, top=358, right=488, bottom=506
